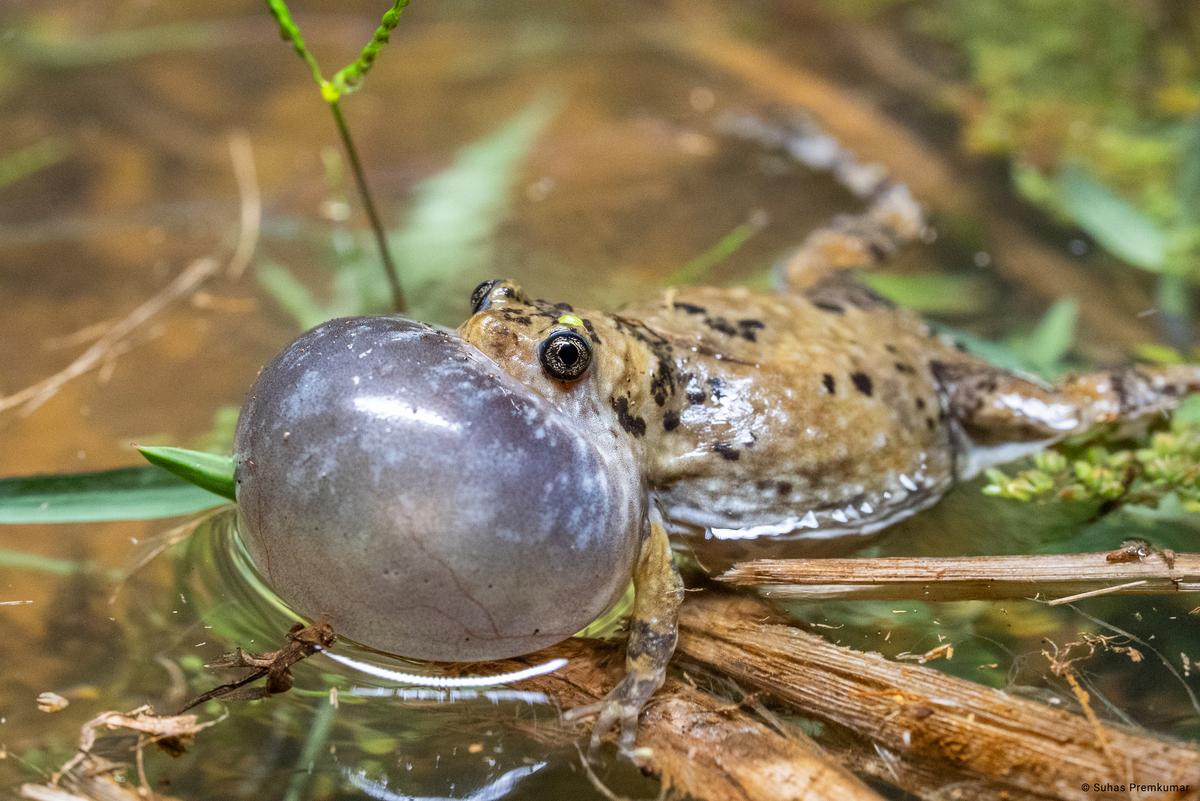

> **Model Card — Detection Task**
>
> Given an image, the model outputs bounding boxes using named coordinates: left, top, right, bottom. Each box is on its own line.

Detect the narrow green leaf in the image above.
left=0, top=138, right=71, bottom=190
left=257, top=260, right=335, bottom=329
left=392, top=95, right=561, bottom=322
left=1012, top=298, right=1079, bottom=375
left=0, top=466, right=226, bottom=524
left=861, top=272, right=990, bottom=315
left=0, top=547, right=117, bottom=577
left=936, top=326, right=1033, bottom=375
left=137, top=446, right=237, bottom=501
left=1058, top=164, right=1166, bottom=271
left=668, top=217, right=765, bottom=286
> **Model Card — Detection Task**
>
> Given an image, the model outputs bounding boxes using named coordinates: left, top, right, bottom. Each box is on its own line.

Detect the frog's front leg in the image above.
left=564, top=510, right=684, bottom=753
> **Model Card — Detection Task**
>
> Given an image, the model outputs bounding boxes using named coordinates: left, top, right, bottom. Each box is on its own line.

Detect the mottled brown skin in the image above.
left=463, top=275, right=958, bottom=550
left=457, top=268, right=1200, bottom=751
left=453, top=118, right=1200, bottom=751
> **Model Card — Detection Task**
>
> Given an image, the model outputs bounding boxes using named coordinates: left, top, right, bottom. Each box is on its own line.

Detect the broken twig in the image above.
left=719, top=551, right=1199, bottom=602
left=179, top=620, right=335, bottom=712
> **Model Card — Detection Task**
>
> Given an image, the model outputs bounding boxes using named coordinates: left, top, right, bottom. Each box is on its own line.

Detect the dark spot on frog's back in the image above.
left=611, top=396, right=646, bottom=437
left=822, top=373, right=836, bottom=394
left=705, top=316, right=739, bottom=337
left=737, top=319, right=765, bottom=342
left=672, top=302, right=706, bottom=315
left=662, top=410, right=680, bottom=431
left=807, top=277, right=895, bottom=313
left=713, top=442, right=740, bottom=461
left=851, top=372, right=874, bottom=397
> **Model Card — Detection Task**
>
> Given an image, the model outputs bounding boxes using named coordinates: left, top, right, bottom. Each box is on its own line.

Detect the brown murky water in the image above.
left=1, top=1, right=1196, bottom=799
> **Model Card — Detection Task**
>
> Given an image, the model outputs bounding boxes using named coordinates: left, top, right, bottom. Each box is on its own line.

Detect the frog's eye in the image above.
left=539, top=330, right=592, bottom=381
left=470, top=279, right=499, bottom=313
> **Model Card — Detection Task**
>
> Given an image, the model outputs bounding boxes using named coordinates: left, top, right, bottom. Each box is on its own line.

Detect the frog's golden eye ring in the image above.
left=539, top=329, right=592, bottom=381
left=470, top=279, right=499, bottom=313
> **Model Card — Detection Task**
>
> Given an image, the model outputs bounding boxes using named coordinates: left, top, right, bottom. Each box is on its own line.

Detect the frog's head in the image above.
left=456, top=279, right=624, bottom=425
left=233, top=309, right=643, bottom=663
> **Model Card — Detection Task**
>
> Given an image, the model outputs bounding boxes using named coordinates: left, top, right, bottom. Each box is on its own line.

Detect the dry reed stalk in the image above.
left=821, top=731, right=1060, bottom=801
left=675, top=594, right=1200, bottom=801
left=491, top=638, right=886, bottom=801
left=718, top=551, right=1199, bottom=602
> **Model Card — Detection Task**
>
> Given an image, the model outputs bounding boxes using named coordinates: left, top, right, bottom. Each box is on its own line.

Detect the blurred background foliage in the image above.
left=833, top=0, right=1200, bottom=350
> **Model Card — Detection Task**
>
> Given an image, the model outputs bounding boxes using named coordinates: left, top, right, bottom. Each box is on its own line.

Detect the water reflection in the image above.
left=343, top=762, right=546, bottom=801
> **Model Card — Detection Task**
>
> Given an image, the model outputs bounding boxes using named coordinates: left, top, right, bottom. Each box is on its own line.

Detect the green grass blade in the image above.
left=0, top=138, right=71, bottom=190
left=0, top=466, right=227, bottom=524
left=392, top=95, right=560, bottom=321
left=667, top=217, right=765, bottom=286
left=1011, top=297, right=1079, bottom=375
left=1058, top=164, right=1166, bottom=271
left=861, top=272, right=990, bottom=315
left=257, top=260, right=336, bottom=329
left=138, top=447, right=237, bottom=501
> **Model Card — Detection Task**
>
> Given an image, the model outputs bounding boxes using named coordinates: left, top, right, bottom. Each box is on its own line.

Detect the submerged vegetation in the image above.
left=984, top=395, right=1200, bottom=511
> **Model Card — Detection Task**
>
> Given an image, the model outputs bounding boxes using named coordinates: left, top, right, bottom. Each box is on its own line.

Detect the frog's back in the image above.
left=622, top=278, right=964, bottom=554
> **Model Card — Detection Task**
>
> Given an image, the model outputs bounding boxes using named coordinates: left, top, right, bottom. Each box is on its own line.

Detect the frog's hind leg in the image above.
left=719, top=112, right=926, bottom=292
left=563, top=509, right=684, bottom=754
left=936, top=359, right=1200, bottom=477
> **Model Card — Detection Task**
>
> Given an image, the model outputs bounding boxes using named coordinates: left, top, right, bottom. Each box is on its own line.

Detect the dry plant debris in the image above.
left=0, top=132, right=259, bottom=418
left=36, top=692, right=69, bottom=713
left=19, top=705, right=220, bottom=801
left=479, top=638, right=884, bottom=801
left=179, top=620, right=335, bottom=712
left=673, top=594, right=1200, bottom=801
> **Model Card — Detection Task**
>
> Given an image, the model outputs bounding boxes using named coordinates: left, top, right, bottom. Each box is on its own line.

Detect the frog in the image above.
left=232, top=112, right=1200, bottom=754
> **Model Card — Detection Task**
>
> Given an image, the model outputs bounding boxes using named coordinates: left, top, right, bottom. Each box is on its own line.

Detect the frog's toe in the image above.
left=565, top=673, right=657, bottom=755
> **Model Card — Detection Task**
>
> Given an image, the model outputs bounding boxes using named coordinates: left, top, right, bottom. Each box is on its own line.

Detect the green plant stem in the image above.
left=668, top=216, right=765, bottom=286
left=283, top=698, right=337, bottom=801
left=265, top=0, right=406, bottom=312
left=329, top=100, right=405, bottom=312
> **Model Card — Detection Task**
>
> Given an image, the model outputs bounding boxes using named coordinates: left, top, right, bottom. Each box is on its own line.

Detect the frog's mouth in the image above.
left=233, top=315, right=644, bottom=661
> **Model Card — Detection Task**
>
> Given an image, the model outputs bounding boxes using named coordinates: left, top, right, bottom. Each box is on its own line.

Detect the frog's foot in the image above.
left=564, top=668, right=665, bottom=754
left=565, top=512, right=682, bottom=755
